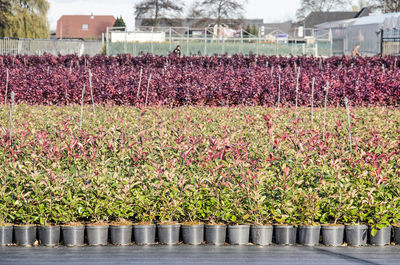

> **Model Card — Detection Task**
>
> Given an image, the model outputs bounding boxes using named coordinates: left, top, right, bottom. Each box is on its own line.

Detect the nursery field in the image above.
left=0, top=105, right=399, bottom=227
left=1, top=55, right=400, bottom=248
left=0, top=54, right=399, bottom=107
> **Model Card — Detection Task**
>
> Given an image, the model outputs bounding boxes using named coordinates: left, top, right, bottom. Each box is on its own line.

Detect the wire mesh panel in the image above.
left=106, top=26, right=332, bottom=57
left=0, top=38, right=103, bottom=56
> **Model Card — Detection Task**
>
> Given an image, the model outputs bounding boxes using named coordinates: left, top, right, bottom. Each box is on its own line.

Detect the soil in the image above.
left=62, top=222, right=84, bottom=227
left=14, top=224, right=36, bottom=227
left=182, top=222, right=203, bottom=226
left=321, top=224, right=345, bottom=227
left=110, top=221, right=133, bottom=226
left=133, top=222, right=154, bottom=226
left=0, top=223, right=13, bottom=227
left=205, top=223, right=226, bottom=226
left=86, top=222, right=109, bottom=226
left=158, top=222, right=180, bottom=225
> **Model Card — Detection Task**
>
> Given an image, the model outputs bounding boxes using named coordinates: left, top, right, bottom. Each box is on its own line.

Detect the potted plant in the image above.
left=270, top=169, right=298, bottom=246
left=319, top=183, right=345, bottom=246
left=297, top=188, right=321, bottom=246
left=36, top=174, right=64, bottom=247
left=82, top=178, right=112, bottom=246
left=13, top=193, right=38, bottom=247
left=181, top=180, right=205, bottom=245
left=132, top=183, right=157, bottom=245
left=342, top=185, right=368, bottom=247
left=367, top=190, right=393, bottom=246
left=156, top=181, right=183, bottom=245
left=203, top=176, right=229, bottom=245
left=226, top=175, right=252, bottom=245
left=0, top=178, right=13, bottom=246
left=59, top=178, right=85, bottom=247
left=109, top=176, right=134, bottom=246
left=249, top=174, right=273, bottom=246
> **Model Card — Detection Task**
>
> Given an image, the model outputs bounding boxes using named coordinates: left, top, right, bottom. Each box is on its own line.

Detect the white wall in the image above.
left=111, top=31, right=166, bottom=43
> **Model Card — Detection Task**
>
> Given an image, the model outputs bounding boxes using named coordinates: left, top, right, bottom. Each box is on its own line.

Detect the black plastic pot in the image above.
left=181, top=224, right=204, bottom=245
left=298, top=225, right=321, bottom=246
left=274, top=225, right=297, bottom=245
left=38, top=226, right=60, bottom=247
left=345, top=224, right=367, bottom=246
left=205, top=224, right=226, bottom=245
left=0, top=225, right=13, bottom=246
left=321, top=225, right=344, bottom=246
left=228, top=225, right=250, bottom=245
left=157, top=224, right=181, bottom=245
left=394, top=226, right=400, bottom=245
left=61, top=225, right=85, bottom=246
left=86, top=225, right=109, bottom=246
left=251, top=225, right=273, bottom=246
left=133, top=224, right=156, bottom=245
left=14, top=225, right=37, bottom=246
left=369, top=226, right=391, bottom=246
left=110, top=225, right=132, bottom=246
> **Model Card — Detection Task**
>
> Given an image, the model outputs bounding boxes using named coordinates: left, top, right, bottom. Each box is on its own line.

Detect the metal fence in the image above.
left=0, top=38, right=103, bottom=56
left=381, top=29, right=400, bottom=56
left=106, top=27, right=333, bottom=57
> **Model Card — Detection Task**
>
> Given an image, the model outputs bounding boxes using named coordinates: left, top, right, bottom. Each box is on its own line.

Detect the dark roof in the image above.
left=354, top=7, right=372, bottom=18
left=263, top=21, right=293, bottom=34
left=135, top=18, right=264, bottom=29
left=304, top=12, right=358, bottom=28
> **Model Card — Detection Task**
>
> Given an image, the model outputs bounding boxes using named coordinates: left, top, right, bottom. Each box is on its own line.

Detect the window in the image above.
left=82, top=24, right=89, bottom=31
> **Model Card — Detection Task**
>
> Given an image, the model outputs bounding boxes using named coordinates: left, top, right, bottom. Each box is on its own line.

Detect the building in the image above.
left=317, top=12, right=400, bottom=55
left=57, top=14, right=116, bottom=39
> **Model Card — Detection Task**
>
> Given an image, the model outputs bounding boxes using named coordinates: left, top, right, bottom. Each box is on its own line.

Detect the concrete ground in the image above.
left=1, top=245, right=400, bottom=265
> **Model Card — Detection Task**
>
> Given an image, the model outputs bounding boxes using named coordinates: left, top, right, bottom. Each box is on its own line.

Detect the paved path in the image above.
left=1, top=245, right=399, bottom=265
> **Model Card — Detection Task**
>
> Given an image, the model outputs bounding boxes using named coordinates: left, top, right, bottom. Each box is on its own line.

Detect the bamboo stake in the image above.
left=4, top=68, right=8, bottom=104
left=9, top=91, right=14, bottom=146
left=136, top=68, right=143, bottom=99
left=344, top=97, right=353, bottom=152
left=323, top=81, right=330, bottom=139
left=311, top=77, right=315, bottom=124
left=88, top=69, right=96, bottom=117
left=277, top=75, right=281, bottom=109
left=80, top=84, right=86, bottom=129
left=145, top=74, right=152, bottom=107
left=295, top=67, right=301, bottom=110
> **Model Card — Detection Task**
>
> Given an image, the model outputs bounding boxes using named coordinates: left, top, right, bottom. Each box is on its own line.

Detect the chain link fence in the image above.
left=0, top=38, right=103, bottom=56
left=106, top=27, right=333, bottom=57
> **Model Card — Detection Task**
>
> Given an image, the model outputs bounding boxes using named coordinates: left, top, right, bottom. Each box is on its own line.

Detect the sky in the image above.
left=47, top=0, right=359, bottom=31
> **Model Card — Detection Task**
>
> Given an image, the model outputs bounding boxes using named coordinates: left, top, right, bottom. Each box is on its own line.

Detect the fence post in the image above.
left=106, top=27, right=109, bottom=55
left=151, top=27, right=154, bottom=54
left=204, top=28, right=207, bottom=55
left=169, top=27, right=172, bottom=52
left=187, top=27, right=190, bottom=56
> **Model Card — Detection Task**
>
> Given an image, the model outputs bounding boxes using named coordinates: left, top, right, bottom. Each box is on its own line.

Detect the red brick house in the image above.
left=56, top=14, right=116, bottom=39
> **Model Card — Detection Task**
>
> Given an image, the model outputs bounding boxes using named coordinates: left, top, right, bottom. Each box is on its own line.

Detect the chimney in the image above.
left=91, top=12, right=94, bottom=19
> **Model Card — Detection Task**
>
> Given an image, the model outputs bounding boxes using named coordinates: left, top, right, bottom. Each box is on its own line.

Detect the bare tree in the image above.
left=134, top=0, right=184, bottom=27
left=296, top=0, right=351, bottom=19
left=192, top=0, right=247, bottom=29
left=373, top=0, right=400, bottom=12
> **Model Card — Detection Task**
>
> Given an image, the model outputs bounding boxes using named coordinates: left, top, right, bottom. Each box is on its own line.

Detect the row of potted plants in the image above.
left=1, top=223, right=400, bottom=247
left=0, top=107, right=399, bottom=246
